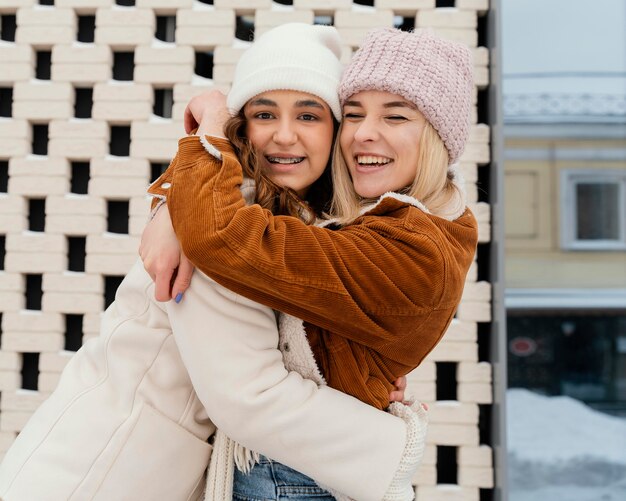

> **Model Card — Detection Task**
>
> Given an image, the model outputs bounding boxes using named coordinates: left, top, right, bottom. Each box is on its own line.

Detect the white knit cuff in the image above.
left=383, top=402, right=429, bottom=501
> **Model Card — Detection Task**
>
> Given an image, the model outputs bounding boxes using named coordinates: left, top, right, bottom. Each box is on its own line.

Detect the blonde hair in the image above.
left=330, top=121, right=463, bottom=225
left=224, top=111, right=334, bottom=224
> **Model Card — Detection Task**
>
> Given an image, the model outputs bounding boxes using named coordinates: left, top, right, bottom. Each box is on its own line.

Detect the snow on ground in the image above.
left=507, top=389, right=626, bottom=501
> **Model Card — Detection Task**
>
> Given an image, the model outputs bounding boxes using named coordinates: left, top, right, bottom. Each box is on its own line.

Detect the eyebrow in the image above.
left=343, top=99, right=418, bottom=110
left=247, top=98, right=325, bottom=110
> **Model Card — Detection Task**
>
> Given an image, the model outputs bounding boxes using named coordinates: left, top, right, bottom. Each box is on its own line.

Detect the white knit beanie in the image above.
left=226, top=23, right=343, bottom=121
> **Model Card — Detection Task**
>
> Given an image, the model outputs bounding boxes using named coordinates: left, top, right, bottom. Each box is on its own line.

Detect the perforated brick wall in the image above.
left=0, top=1, right=493, bottom=499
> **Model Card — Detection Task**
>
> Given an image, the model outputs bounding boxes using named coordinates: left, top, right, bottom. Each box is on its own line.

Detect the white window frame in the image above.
left=560, top=168, right=626, bottom=251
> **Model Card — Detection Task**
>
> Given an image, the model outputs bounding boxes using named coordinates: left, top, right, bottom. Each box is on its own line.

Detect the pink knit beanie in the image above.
left=339, top=28, right=473, bottom=165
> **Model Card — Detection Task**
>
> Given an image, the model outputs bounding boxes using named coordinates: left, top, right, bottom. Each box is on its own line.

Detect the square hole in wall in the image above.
left=0, top=160, right=8, bottom=192
left=77, top=15, right=95, bottom=43
left=235, top=15, right=255, bottom=42
left=32, top=123, right=49, bottom=155
left=113, top=52, right=134, bottom=81
left=104, top=275, right=124, bottom=309
left=437, top=445, right=458, bottom=484
left=0, top=235, right=5, bottom=270
left=436, top=361, right=458, bottom=400
left=28, top=198, right=46, bottom=232
left=67, top=236, right=86, bottom=272
left=70, top=161, right=90, bottom=194
left=155, top=16, right=176, bottom=43
left=153, top=88, right=173, bottom=119
left=194, top=51, right=214, bottom=79
left=107, top=200, right=129, bottom=234
left=21, top=353, right=40, bottom=390
left=109, top=125, right=131, bottom=156
left=25, top=274, right=43, bottom=310
left=74, top=87, right=93, bottom=118
left=36, top=51, right=52, bottom=80
left=0, top=87, right=12, bottom=117
left=0, top=15, right=17, bottom=42
left=150, top=162, right=168, bottom=183
left=64, top=314, right=84, bottom=351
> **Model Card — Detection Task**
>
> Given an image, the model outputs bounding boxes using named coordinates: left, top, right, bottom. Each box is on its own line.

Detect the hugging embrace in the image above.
left=0, top=23, right=477, bottom=501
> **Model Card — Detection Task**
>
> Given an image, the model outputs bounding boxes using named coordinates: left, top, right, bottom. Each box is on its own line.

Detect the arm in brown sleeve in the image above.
left=168, top=136, right=449, bottom=353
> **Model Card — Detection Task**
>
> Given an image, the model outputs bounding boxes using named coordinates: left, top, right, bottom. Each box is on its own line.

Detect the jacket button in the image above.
left=283, top=343, right=290, bottom=352
left=161, top=182, right=171, bottom=189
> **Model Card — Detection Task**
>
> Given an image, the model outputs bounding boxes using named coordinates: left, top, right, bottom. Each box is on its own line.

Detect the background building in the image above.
left=0, top=1, right=498, bottom=500
left=502, top=1, right=626, bottom=500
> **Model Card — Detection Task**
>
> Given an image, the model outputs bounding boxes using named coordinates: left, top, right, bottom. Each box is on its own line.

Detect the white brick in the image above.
left=96, top=7, right=155, bottom=27
left=375, top=0, right=435, bottom=15
left=458, top=382, right=492, bottom=403
left=0, top=353, right=20, bottom=371
left=458, top=466, right=493, bottom=488
left=51, top=64, right=112, bottom=85
left=461, top=141, right=490, bottom=164
left=85, top=253, right=136, bottom=275
left=16, top=7, right=75, bottom=26
left=52, top=45, right=112, bottom=64
left=456, top=301, right=491, bottom=322
left=92, top=101, right=152, bottom=122
left=9, top=156, right=69, bottom=176
left=93, top=82, right=152, bottom=102
left=427, top=28, right=478, bottom=48
left=457, top=362, right=491, bottom=383
left=95, top=26, right=155, bottom=48
left=49, top=119, right=109, bottom=140
left=176, top=8, right=235, bottom=27
left=2, top=311, right=64, bottom=332
left=0, top=0, right=35, bottom=12
left=56, top=0, right=113, bottom=9
left=413, top=464, right=436, bottom=486
left=214, top=0, right=271, bottom=11
left=16, top=27, right=75, bottom=46
left=0, top=195, right=27, bottom=215
left=457, top=0, right=490, bottom=13
left=134, top=64, right=194, bottom=85
left=407, top=360, right=435, bottom=382
left=175, top=27, right=234, bottom=49
left=89, top=177, right=148, bottom=198
left=1, top=332, right=64, bottom=353
left=0, top=390, right=47, bottom=412
left=136, top=0, right=192, bottom=9
left=45, top=215, right=106, bottom=235
left=39, top=351, right=74, bottom=372
left=461, top=281, right=491, bottom=302
left=46, top=195, right=106, bottom=216
left=129, top=216, right=149, bottom=236
left=38, top=372, right=62, bottom=392
left=458, top=445, right=492, bottom=467
left=405, top=382, right=436, bottom=402
left=0, top=272, right=23, bottom=293
left=6, top=233, right=66, bottom=253
left=254, top=9, right=314, bottom=29
left=416, top=8, right=477, bottom=28
left=335, top=10, right=394, bottom=28
left=129, top=196, right=151, bottom=216
left=0, top=432, right=17, bottom=455
left=5, top=252, right=66, bottom=273
left=13, top=101, right=73, bottom=121
left=429, top=340, right=477, bottom=362
left=42, top=292, right=104, bottom=313
left=0, top=215, right=27, bottom=233
left=43, top=273, right=103, bottom=294
left=91, top=157, right=150, bottom=178
left=427, top=423, right=478, bottom=446
left=416, top=485, right=479, bottom=501
left=0, top=64, right=33, bottom=84
left=8, top=176, right=69, bottom=196
left=213, top=46, right=246, bottom=65
left=13, top=81, right=73, bottom=101
left=293, top=0, right=351, bottom=12
left=0, top=118, right=30, bottom=139
left=429, top=401, right=478, bottom=424
left=477, top=221, right=490, bottom=243
left=444, top=319, right=477, bottom=342
left=135, top=45, right=194, bottom=65
left=83, top=312, right=103, bottom=335
left=87, top=234, right=140, bottom=254
left=0, top=411, right=31, bottom=432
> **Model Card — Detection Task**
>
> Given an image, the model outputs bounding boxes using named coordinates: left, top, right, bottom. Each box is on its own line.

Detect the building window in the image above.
left=561, top=169, right=626, bottom=251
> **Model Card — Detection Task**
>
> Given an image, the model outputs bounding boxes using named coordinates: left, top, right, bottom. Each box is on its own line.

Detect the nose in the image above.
left=272, top=118, right=298, bottom=146
left=352, top=116, right=380, bottom=143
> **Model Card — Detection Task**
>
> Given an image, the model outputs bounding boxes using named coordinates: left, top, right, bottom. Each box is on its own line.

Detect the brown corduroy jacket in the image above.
left=149, top=136, right=478, bottom=410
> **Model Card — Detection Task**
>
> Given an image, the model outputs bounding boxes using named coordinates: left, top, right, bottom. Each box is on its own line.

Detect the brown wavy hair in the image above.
left=224, top=110, right=336, bottom=224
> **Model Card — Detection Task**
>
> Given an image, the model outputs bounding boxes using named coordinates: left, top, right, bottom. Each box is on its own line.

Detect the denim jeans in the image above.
left=233, top=456, right=336, bottom=501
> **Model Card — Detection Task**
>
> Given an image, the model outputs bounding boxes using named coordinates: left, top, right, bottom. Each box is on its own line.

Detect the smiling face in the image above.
left=339, top=90, right=426, bottom=199
left=244, top=90, right=335, bottom=198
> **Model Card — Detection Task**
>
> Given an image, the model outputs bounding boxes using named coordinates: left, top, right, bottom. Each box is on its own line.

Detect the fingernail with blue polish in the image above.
left=175, top=292, right=183, bottom=304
